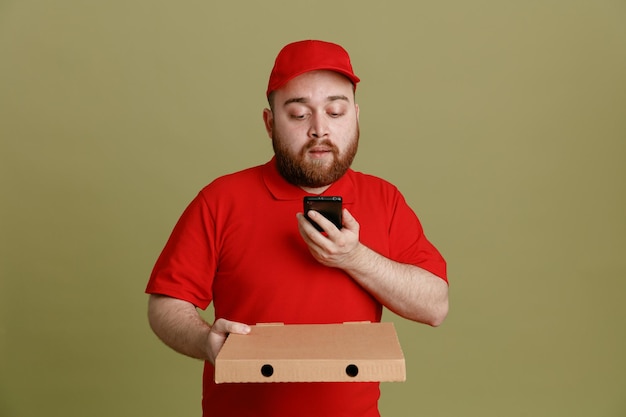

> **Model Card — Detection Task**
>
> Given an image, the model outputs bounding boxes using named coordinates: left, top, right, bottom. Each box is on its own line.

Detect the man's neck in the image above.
left=299, top=184, right=332, bottom=195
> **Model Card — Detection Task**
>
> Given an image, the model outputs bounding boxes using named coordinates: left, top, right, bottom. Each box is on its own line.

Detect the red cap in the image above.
left=266, top=40, right=360, bottom=98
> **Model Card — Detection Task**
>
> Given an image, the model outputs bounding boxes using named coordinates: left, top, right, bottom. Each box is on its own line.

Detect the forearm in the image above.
left=343, top=244, right=449, bottom=326
left=147, top=294, right=212, bottom=361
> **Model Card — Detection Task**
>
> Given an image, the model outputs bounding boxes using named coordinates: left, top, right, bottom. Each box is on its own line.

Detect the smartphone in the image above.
left=303, top=196, right=343, bottom=232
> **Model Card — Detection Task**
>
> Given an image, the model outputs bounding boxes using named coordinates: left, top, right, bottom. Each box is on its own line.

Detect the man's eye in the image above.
left=327, top=106, right=346, bottom=117
left=291, top=114, right=307, bottom=120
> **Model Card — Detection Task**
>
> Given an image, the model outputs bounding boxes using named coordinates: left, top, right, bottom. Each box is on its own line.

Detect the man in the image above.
left=146, top=39, right=448, bottom=417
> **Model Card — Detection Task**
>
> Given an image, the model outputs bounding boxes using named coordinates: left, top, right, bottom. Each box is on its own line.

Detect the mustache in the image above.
left=304, top=139, right=338, bottom=152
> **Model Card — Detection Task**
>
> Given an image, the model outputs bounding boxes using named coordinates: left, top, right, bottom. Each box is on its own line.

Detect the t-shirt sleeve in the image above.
left=145, top=192, right=217, bottom=309
left=389, top=192, right=448, bottom=283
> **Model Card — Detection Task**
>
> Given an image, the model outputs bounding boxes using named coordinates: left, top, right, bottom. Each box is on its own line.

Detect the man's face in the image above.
left=263, top=70, right=360, bottom=191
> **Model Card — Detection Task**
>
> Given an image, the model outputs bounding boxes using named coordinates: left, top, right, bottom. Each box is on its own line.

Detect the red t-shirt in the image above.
left=146, top=158, right=447, bottom=417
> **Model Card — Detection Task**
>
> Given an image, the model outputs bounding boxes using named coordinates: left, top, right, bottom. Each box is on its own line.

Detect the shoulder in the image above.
left=200, top=164, right=265, bottom=194
left=348, top=169, right=402, bottom=196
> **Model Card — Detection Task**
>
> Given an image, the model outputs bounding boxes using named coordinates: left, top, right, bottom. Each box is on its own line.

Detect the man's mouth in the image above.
left=307, top=149, right=334, bottom=160
left=307, top=142, right=335, bottom=154
left=309, top=147, right=331, bottom=153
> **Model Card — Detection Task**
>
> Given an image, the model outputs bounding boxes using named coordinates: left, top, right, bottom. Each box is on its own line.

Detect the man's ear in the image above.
left=262, top=108, right=273, bottom=139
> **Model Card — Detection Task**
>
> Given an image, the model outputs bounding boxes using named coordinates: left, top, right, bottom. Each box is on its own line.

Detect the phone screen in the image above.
left=303, top=196, right=343, bottom=231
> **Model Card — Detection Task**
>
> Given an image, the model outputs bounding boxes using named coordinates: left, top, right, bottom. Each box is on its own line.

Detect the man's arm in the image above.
left=147, top=294, right=250, bottom=363
left=297, top=209, right=449, bottom=326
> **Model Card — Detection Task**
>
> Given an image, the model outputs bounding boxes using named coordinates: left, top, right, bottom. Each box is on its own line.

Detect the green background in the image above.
left=1, top=1, right=625, bottom=416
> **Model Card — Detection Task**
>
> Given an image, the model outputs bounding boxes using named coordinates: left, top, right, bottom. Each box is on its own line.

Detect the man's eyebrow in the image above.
left=283, top=97, right=308, bottom=106
left=282, top=95, right=350, bottom=107
left=327, top=95, right=350, bottom=102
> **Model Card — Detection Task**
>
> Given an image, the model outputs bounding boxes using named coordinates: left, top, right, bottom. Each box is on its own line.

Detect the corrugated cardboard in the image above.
left=214, top=322, right=405, bottom=383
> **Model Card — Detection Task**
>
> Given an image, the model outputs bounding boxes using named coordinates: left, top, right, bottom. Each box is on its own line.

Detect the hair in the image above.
left=267, top=91, right=276, bottom=111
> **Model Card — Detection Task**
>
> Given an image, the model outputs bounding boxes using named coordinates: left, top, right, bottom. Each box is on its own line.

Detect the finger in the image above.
left=341, top=208, right=359, bottom=231
left=212, top=318, right=251, bottom=336
left=299, top=213, right=337, bottom=251
left=306, top=210, right=337, bottom=233
left=228, top=321, right=252, bottom=335
left=297, top=213, right=326, bottom=245
left=207, top=319, right=250, bottom=364
left=296, top=212, right=316, bottom=233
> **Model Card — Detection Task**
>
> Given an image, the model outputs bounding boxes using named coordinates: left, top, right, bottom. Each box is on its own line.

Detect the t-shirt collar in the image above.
left=262, top=157, right=356, bottom=203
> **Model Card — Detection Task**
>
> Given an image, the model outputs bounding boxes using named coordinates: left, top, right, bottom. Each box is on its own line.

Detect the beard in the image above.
left=272, top=126, right=359, bottom=189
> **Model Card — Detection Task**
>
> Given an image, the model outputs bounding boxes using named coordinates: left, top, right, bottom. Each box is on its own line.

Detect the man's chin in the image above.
left=304, top=155, right=335, bottom=169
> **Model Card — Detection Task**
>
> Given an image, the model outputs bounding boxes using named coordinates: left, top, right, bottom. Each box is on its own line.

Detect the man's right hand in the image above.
left=147, top=294, right=250, bottom=364
left=207, top=318, right=251, bottom=363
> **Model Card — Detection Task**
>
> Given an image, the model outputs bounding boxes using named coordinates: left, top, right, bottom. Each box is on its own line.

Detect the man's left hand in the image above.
left=297, top=208, right=364, bottom=269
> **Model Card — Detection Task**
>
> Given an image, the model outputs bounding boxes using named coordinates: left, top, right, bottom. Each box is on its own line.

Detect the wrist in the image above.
left=203, top=326, right=217, bottom=363
left=344, top=242, right=369, bottom=272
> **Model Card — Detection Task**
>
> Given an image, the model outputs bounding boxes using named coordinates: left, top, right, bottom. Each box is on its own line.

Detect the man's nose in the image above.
left=308, top=113, right=329, bottom=138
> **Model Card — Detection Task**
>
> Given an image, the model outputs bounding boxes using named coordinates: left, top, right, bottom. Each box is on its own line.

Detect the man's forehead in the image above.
left=269, top=70, right=356, bottom=109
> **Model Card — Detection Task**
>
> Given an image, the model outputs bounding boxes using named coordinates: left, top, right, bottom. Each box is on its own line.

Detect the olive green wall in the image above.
left=1, top=1, right=625, bottom=416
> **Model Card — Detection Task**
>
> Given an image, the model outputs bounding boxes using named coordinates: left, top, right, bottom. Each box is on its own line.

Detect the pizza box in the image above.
left=214, top=322, right=406, bottom=383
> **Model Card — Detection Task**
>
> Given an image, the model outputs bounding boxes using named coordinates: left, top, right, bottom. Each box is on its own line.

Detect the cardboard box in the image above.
left=214, top=322, right=405, bottom=383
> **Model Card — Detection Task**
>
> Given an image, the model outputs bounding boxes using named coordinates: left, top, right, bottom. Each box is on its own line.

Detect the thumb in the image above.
left=342, top=208, right=359, bottom=231
left=213, top=318, right=251, bottom=336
